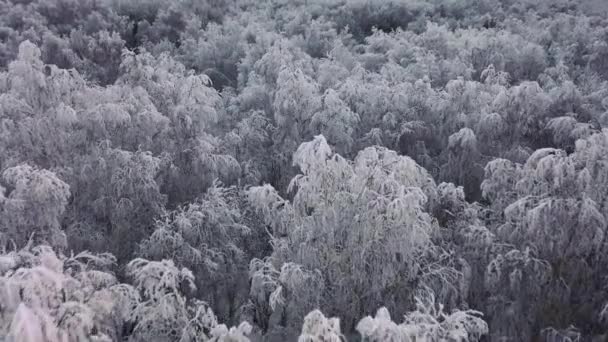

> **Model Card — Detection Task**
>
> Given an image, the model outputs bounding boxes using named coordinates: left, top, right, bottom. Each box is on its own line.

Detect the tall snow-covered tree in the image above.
left=0, top=164, right=70, bottom=249
left=247, top=136, right=458, bottom=336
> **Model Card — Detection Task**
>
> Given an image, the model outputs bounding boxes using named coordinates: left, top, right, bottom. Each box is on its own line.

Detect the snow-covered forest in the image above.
left=2, top=0, right=608, bottom=340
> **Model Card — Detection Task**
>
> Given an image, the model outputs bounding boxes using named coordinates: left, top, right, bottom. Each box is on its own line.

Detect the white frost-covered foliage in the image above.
left=0, top=164, right=70, bottom=249
left=273, top=66, right=321, bottom=150
left=0, top=40, right=239, bottom=259
left=296, top=301, right=488, bottom=342
left=310, top=89, right=360, bottom=155
left=480, top=129, right=608, bottom=340
left=4, top=1, right=608, bottom=341
left=124, top=257, right=253, bottom=342
left=0, top=244, right=251, bottom=342
left=138, top=182, right=251, bottom=321
left=441, top=127, right=483, bottom=199
left=1, top=244, right=119, bottom=341
left=298, top=310, right=343, bottom=342
left=490, top=134, right=608, bottom=261
left=247, top=135, right=456, bottom=333
left=481, top=158, right=521, bottom=214
left=356, top=292, right=488, bottom=342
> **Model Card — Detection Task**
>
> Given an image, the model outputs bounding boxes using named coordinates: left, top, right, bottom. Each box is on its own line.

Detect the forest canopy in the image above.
left=2, top=0, right=608, bottom=341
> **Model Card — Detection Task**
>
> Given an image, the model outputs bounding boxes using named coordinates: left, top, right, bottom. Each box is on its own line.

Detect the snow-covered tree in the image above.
left=139, top=183, right=254, bottom=323
left=246, top=136, right=458, bottom=335
left=0, top=164, right=70, bottom=249
left=356, top=291, right=488, bottom=342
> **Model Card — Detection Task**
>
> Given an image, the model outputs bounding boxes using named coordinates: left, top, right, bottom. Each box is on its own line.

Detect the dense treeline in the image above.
left=2, top=0, right=608, bottom=341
